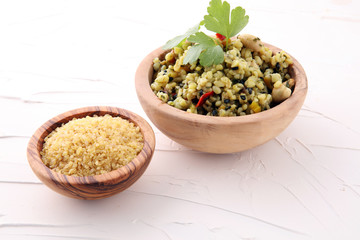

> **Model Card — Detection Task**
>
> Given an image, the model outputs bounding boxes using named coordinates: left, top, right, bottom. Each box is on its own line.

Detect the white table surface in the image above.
left=1, top=0, right=360, bottom=239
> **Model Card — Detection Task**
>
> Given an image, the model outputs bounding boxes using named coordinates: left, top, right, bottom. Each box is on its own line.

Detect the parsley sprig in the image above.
left=162, top=23, right=202, bottom=50
left=185, top=32, right=224, bottom=67
left=163, top=0, right=249, bottom=67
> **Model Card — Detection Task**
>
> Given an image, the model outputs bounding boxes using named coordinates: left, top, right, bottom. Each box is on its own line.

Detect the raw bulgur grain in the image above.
left=40, top=115, right=144, bottom=177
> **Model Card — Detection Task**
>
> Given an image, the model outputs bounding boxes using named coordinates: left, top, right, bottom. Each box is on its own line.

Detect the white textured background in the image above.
left=0, top=0, right=359, bottom=239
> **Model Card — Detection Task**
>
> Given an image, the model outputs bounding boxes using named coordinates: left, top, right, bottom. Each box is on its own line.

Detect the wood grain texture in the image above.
left=135, top=43, right=307, bottom=153
left=27, top=106, right=155, bottom=200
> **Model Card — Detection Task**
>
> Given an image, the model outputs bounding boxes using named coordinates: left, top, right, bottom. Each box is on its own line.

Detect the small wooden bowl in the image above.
left=135, top=43, right=307, bottom=153
left=27, top=106, right=155, bottom=200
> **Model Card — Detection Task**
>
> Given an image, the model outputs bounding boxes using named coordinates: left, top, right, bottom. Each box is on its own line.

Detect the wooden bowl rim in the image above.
left=135, top=42, right=308, bottom=125
left=27, top=106, right=155, bottom=186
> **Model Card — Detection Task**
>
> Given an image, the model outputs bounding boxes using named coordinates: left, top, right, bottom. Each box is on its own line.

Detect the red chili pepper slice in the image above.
left=196, top=91, right=214, bottom=108
left=216, top=33, right=226, bottom=41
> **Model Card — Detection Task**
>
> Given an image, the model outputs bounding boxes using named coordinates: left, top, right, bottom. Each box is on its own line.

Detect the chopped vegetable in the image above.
left=196, top=91, right=214, bottom=108
left=249, top=101, right=261, bottom=113
left=216, top=33, right=226, bottom=41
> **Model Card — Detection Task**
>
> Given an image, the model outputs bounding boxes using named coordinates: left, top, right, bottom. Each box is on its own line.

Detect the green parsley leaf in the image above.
left=184, top=32, right=224, bottom=66
left=228, top=6, right=249, bottom=37
left=162, top=23, right=202, bottom=50
left=183, top=44, right=204, bottom=65
left=188, top=31, right=215, bottom=46
left=204, top=0, right=249, bottom=39
left=199, top=45, right=224, bottom=66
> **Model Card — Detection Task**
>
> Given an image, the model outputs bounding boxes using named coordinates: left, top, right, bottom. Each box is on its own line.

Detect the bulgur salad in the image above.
left=150, top=0, right=294, bottom=117
left=151, top=34, right=294, bottom=116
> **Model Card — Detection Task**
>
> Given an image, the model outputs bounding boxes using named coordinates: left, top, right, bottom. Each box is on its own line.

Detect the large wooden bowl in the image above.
left=27, top=106, right=155, bottom=200
left=135, top=43, right=307, bottom=153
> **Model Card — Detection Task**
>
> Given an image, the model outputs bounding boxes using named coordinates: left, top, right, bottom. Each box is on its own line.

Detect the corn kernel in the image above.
left=249, top=101, right=261, bottom=113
